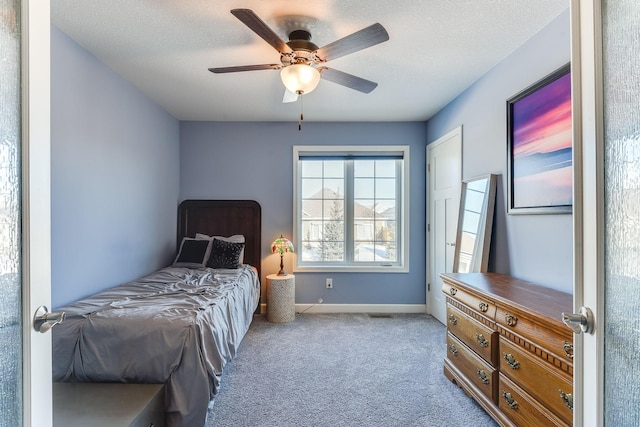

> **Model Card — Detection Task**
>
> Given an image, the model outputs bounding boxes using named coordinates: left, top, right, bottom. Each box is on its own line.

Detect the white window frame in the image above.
left=293, top=145, right=410, bottom=273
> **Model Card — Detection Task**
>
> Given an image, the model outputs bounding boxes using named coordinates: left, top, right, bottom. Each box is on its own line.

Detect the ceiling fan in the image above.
left=209, top=9, right=389, bottom=103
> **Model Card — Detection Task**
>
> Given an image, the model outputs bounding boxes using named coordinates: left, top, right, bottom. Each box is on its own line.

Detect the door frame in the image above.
left=571, top=0, right=605, bottom=425
left=426, top=126, right=462, bottom=322
left=22, top=0, right=53, bottom=425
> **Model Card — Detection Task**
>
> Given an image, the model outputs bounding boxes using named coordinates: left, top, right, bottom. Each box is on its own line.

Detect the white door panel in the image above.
left=23, top=1, right=53, bottom=425
left=571, top=1, right=640, bottom=426
left=0, top=1, right=51, bottom=425
left=575, top=1, right=640, bottom=426
left=427, top=127, right=462, bottom=324
left=571, top=1, right=604, bottom=424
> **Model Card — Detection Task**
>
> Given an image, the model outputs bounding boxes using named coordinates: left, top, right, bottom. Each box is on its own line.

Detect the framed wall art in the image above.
left=507, top=63, right=572, bottom=214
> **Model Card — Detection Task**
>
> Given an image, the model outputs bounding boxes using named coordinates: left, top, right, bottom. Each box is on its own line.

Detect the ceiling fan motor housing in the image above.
left=281, top=30, right=321, bottom=66
left=288, top=29, right=312, bottom=41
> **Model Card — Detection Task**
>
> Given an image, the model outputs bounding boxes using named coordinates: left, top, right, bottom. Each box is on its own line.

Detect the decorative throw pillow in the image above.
left=196, top=233, right=245, bottom=263
left=207, top=238, right=244, bottom=269
left=173, top=238, right=212, bottom=268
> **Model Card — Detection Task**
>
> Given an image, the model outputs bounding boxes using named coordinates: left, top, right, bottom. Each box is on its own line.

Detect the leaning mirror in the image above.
left=453, top=174, right=498, bottom=273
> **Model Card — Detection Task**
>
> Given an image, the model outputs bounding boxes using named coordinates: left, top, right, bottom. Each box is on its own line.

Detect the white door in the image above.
left=571, top=1, right=603, bottom=420
left=426, top=127, right=462, bottom=324
left=0, top=1, right=52, bottom=426
left=571, top=0, right=640, bottom=425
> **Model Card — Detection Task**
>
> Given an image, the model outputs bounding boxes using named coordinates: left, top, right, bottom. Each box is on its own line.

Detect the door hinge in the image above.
left=427, top=282, right=431, bottom=291
left=428, top=163, right=431, bottom=173
left=427, top=223, right=430, bottom=232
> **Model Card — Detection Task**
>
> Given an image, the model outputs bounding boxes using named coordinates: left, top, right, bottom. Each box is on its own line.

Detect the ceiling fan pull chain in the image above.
left=298, top=91, right=304, bottom=131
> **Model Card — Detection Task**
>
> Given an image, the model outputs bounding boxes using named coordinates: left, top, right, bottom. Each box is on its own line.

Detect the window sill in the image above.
left=294, top=265, right=409, bottom=274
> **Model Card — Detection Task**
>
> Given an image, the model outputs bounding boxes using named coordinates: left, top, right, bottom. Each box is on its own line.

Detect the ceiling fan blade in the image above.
left=319, top=67, right=378, bottom=93
left=231, top=9, right=292, bottom=54
left=208, top=64, right=281, bottom=74
left=282, top=89, right=299, bottom=103
left=316, top=23, right=389, bottom=62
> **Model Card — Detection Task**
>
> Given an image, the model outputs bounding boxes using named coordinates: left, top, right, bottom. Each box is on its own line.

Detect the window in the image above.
left=293, top=146, right=409, bottom=272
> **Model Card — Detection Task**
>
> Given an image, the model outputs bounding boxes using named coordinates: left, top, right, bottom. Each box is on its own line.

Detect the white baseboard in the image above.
left=294, top=304, right=427, bottom=314
left=259, top=303, right=427, bottom=315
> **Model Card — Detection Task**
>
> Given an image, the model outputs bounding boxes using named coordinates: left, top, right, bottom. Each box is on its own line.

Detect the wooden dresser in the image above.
left=441, top=273, right=574, bottom=427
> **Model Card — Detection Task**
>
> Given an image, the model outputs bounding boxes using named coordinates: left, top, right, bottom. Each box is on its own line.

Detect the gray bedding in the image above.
left=52, top=265, right=260, bottom=427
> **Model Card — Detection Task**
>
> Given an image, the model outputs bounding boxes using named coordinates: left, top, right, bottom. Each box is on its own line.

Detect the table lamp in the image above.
left=271, top=235, right=294, bottom=275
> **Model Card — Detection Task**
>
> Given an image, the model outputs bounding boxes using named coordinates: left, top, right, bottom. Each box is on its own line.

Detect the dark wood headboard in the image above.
left=177, top=200, right=262, bottom=279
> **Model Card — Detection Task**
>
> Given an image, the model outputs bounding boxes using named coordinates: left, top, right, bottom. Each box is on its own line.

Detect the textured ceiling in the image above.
left=51, top=0, right=568, bottom=122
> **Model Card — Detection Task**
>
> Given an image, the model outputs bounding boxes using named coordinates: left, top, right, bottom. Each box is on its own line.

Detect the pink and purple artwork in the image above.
left=508, top=65, right=572, bottom=213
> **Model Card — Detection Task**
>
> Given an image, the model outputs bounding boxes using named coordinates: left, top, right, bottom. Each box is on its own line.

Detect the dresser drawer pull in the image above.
left=448, top=343, right=458, bottom=356
left=449, top=287, right=457, bottom=296
left=503, top=353, right=520, bottom=369
left=559, top=389, right=574, bottom=411
left=563, top=341, right=574, bottom=359
left=478, top=302, right=489, bottom=312
left=448, top=314, right=458, bottom=326
left=477, top=369, right=490, bottom=384
left=476, top=333, right=489, bottom=348
left=505, top=314, right=518, bottom=326
left=502, top=391, right=519, bottom=410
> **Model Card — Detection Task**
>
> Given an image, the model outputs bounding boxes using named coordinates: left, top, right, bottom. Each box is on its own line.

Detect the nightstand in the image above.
left=266, top=274, right=295, bottom=323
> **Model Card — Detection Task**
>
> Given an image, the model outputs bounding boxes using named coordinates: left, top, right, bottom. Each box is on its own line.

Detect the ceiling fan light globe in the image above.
left=280, top=64, right=321, bottom=95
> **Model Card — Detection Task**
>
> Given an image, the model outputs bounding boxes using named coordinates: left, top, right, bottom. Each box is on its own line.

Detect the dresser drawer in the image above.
left=442, top=281, right=496, bottom=319
left=499, top=374, right=568, bottom=427
left=446, top=333, right=497, bottom=403
left=446, top=304, right=497, bottom=365
left=499, top=337, right=573, bottom=424
left=495, top=306, right=573, bottom=368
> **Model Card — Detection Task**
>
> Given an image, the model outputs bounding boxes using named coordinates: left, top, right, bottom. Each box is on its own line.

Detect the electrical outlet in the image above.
left=326, top=278, right=333, bottom=289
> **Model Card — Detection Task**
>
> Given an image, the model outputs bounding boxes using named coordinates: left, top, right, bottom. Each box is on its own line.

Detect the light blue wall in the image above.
left=180, top=121, right=427, bottom=305
left=51, top=26, right=180, bottom=307
left=426, top=9, right=572, bottom=293
left=50, top=7, right=572, bottom=307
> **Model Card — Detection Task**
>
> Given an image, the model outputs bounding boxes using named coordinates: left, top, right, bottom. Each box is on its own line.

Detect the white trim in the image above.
left=294, top=304, right=427, bottom=314
left=294, top=265, right=408, bottom=273
left=292, top=145, right=410, bottom=272
left=571, top=0, right=605, bottom=425
left=426, top=126, right=462, bottom=323
left=294, top=145, right=408, bottom=157
left=21, top=1, right=52, bottom=426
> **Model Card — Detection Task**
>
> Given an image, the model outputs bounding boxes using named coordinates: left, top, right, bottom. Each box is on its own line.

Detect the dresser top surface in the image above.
left=441, top=272, right=572, bottom=321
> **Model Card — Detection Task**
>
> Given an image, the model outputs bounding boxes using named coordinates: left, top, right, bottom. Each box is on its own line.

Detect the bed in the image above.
left=52, top=200, right=262, bottom=427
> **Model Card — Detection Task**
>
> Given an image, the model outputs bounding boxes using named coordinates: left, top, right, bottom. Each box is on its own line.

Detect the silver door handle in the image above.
left=446, top=243, right=456, bottom=247
left=33, top=306, right=66, bottom=333
left=562, top=306, right=594, bottom=334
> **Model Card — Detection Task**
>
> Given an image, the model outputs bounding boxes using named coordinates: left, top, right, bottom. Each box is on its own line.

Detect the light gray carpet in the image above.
left=206, top=313, right=497, bottom=427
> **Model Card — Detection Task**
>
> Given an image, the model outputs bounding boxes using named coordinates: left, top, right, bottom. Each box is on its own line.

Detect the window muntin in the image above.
left=294, top=146, right=409, bottom=272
